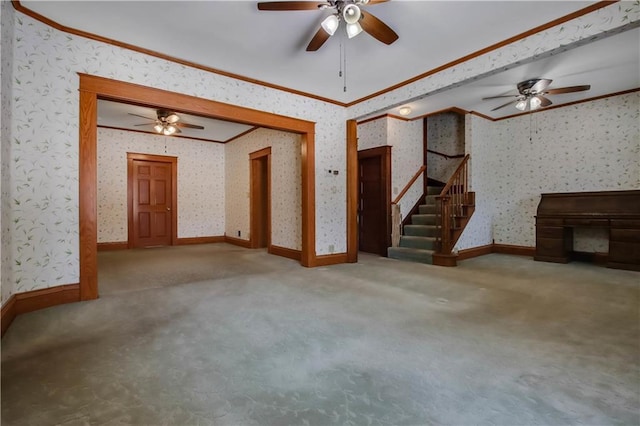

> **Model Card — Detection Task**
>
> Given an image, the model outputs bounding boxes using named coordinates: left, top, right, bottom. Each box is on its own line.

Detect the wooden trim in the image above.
left=346, top=119, right=358, bottom=263
left=345, top=1, right=618, bottom=107
left=177, top=236, right=225, bottom=245
left=1, top=296, right=16, bottom=337
left=2, top=284, right=81, bottom=337
left=357, top=114, right=390, bottom=125
left=358, top=146, right=392, bottom=255
left=79, top=89, right=99, bottom=301
left=250, top=147, right=272, bottom=249
left=12, top=1, right=344, bottom=107
left=457, top=244, right=493, bottom=260
left=225, top=127, right=260, bottom=144
left=493, top=244, right=536, bottom=257
left=97, top=241, right=128, bottom=251
left=14, top=1, right=616, bottom=109
left=314, top=253, right=349, bottom=267
left=79, top=75, right=317, bottom=301
left=224, top=235, right=252, bottom=248
left=432, top=253, right=458, bottom=267
left=269, top=245, right=302, bottom=261
left=127, top=152, right=178, bottom=248
left=392, top=165, right=426, bottom=205
left=98, top=125, right=227, bottom=144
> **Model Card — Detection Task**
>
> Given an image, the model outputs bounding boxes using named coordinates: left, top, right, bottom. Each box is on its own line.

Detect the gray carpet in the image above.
left=2, top=245, right=639, bottom=425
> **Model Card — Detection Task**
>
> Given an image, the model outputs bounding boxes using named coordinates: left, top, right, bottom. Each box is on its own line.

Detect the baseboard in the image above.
left=458, top=244, right=493, bottom=260
left=97, top=241, right=128, bottom=251
left=177, top=236, right=225, bottom=245
left=492, top=244, right=536, bottom=257
left=224, top=235, right=252, bottom=248
left=432, top=253, right=457, bottom=267
left=314, top=253, right=348, bottom=267
left=269, top=245, right=302, bottom=261
left=2, top=283, right=81, bottom=337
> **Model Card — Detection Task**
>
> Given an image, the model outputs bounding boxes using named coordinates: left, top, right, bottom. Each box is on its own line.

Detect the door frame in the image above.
left=357, top=145, right=392, bottom=255
left=249, top=147, right=271, bottom=249
left=79, top=74, right=316, bottom=300
left=127, top=152, right=178, bottom=248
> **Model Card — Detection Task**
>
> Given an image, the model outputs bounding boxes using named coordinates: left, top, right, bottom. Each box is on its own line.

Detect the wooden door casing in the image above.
left=250, top=147, right=271, bottom=249
left=357, top=146, right=391, bottom=256
left=127, top=153, right=178, bottom=248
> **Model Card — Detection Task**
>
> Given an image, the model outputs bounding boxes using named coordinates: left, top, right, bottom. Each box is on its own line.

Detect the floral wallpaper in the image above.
left=2, top=2, right=638, bottom=303
left=225, top=128, right=302, bottom=251
left=457, top=92, right=640, bottom=251
left=426, top=112, right=465, bottom=183
left=97, top=128, right=225, bottom=243
left=1, top=1, right=15, bottom=305
left=357, top=117, right=424, bottom=221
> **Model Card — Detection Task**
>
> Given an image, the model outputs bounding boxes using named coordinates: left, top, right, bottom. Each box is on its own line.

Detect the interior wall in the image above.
left=1, top=1, right=15, bottom=305
left=458, top=91, right=640, bottom=251
left=225, top=128, right=302, bottom=251
left=5, top=9, right=346, bottom=300
left=357, top=117, right=423, bottom=220
left=97, top=128, right=225, bottom=243
left=426, top=112, right=465, bottom=183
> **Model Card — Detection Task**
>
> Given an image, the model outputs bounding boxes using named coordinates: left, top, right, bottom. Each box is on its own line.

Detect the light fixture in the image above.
left=321, top=14, right=339, bottom=35
left=346, top=22, right=363, bottom=38
left=515, top=98, right=528, bottom=111
left=398, top=106, right=412, bottom=116
left=342, top=4, right=361, bottom=24
left=529, top=96, right=542, bottom=110
left=166, top=113, right=180, bottom=124
left=153, top=123, right=164, bottom=133
left=163, top=125, right=177, bottom=136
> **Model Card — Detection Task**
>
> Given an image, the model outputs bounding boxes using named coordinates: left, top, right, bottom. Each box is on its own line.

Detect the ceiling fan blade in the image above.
left=491, top=100, right=518, bottom=111
left=306, top=27, right=331, bottom=51
left=529, top=78, right=552, bottom=93
left=128, top=113, right=156, bottom=121
left=366, top=0, right=390, bottom=4
left=176, top=122, right=205, bottom=130
left=359, top=11, right=399, bottom=45
left=257, top=1, right=325, bottom=11
left=544, top=85, right=591, bottom=95
left=134, top=123, right=154, bottom=127
left=482, top=94, right=519, bottom=100
left=537, top=95, right=552, bottom=107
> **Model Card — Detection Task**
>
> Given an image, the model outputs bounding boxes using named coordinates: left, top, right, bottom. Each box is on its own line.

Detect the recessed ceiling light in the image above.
left=398, top=106, right=412, bottom=116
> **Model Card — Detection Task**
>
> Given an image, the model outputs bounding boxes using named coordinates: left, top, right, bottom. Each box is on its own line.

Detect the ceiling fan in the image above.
left=257, top=0, right=398, bottom=51
left=483, top=78, right=591, bottom=112
left=129, top=109, right=205, bottom=136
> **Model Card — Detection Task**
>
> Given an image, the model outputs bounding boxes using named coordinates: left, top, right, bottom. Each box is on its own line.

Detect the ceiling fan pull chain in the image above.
left=343, top=41, right=348, bottom=92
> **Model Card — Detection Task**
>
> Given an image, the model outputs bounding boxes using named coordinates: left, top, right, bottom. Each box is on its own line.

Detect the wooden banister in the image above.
left=392, top=165, right=426, bottom=205
left=435, top=155, right=471, bottom=255
left=426, top=149, right=465, bottom=160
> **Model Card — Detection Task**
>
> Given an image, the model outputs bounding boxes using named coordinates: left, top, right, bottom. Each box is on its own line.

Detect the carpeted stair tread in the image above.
left=411, top=214, right=437, bottom=225
left=400, top=235, right=437, bottom=250
left=388, top=246, right=434, bottom=264
left=426, top=186, right=443, bottom=196
left=404, top=224, right=439, bottom=237
left=419, top=204, right=437, bottom=214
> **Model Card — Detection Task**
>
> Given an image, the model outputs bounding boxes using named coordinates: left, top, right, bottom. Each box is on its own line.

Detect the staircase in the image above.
left=387, top=185, right=442, bottom=264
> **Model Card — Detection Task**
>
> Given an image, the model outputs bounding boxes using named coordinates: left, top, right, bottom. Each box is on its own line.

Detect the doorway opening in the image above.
left=357, top=146, right=391, bottom=257
left=250, top=147, right=271, bottom=249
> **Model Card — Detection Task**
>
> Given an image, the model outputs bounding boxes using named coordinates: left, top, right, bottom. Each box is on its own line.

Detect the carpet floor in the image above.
left=2, top=244, right=639, bottom=425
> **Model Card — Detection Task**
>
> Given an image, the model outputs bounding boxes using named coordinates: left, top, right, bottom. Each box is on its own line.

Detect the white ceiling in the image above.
left=21, top=0, right=640, bottom=138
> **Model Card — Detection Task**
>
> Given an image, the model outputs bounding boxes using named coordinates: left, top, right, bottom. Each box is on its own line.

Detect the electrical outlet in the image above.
left=237, top=230, right=241, bottom=237
left=328, top=244, right=335, bottom=253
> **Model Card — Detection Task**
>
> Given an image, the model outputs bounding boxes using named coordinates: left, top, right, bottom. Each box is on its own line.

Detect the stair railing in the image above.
left=435, top=154, right=470, bottom=254
left=391, top=165, right=426, bottom=247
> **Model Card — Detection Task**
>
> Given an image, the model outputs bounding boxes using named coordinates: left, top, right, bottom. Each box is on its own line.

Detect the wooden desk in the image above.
left=535, top=190, right=640, bottom=271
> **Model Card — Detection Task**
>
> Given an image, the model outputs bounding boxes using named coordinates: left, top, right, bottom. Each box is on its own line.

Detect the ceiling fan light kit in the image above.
left=129, top=109, right=205, bottom=136
left=483, top=78, right=591, bottom=113
left=257, top=0, right=398, bottom=51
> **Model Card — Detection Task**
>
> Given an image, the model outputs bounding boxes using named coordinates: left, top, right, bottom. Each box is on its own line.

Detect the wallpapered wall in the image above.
left=426, top=112, right=465, bottom=183
left=97, top=128, right=225, bottom=243
left=457, top=91, right=640, bottom=251
left=1, top=1, right=15, bottom=304
left=5, top=10, right=345, bottom=301
left=2, top=3, right=637, bottom=303
left=357, top=117, right=424, bottom=220
left=225, top=128, right=302, bottom=251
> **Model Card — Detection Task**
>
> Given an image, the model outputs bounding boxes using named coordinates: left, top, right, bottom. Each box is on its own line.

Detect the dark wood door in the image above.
left=131, top=159, right=173, bottom=248
left=358, top=147, right=391, bottom=256
left=250, top=148, right=271, bottom=249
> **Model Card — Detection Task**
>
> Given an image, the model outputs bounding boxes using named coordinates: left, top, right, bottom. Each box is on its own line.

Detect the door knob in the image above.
left=166, top=207, right=171, bottom=211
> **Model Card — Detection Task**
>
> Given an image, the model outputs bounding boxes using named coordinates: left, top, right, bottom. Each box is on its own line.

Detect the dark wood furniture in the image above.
left=535, top=190, right=640, bottom=271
